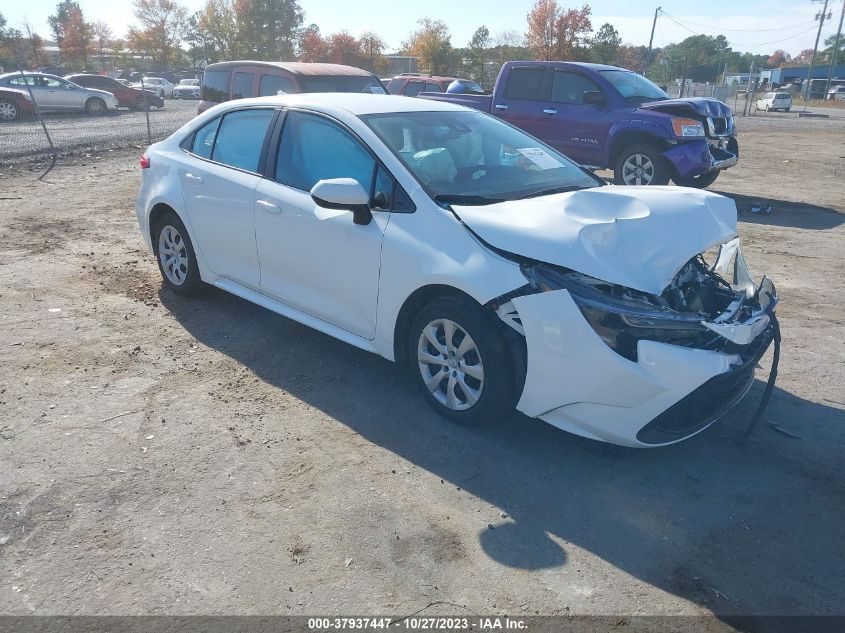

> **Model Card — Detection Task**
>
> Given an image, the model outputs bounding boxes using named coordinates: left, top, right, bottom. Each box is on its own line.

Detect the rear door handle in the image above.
left=256, top=199, right=282, bottom=214
left=494, top=104, right=508, bottom=111
left=184, top=173, right=203, bottom=184
left=543, top=108, right=558, bottom=115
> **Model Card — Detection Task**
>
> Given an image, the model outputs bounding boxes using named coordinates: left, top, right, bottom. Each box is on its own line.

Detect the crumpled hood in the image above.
left=452, top=186, right=738, bottom=295
left=639, top=96, right=733, bottom=119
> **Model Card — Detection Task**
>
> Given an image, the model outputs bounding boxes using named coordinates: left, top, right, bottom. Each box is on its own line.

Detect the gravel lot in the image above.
left=0, top=100, right=198, bottom=161
left=0, top=114, right=843, bottom=625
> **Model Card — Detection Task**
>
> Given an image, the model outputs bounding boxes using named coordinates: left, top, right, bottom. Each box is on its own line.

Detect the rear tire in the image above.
left=0, top=100, right=17, bottom=121
left=409, top=296, right=516, bottom=426
left=673, top=170, right=720, bottom=189
left=153, top=212, right=205, bottom=296
left=614, top=143, right=671, bottom=186
left=84, top=97, right=106, bottom=115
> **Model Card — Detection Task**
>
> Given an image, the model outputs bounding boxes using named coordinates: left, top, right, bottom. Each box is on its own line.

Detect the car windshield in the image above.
left=362, top=110, right=601, bottom=204
left=600, top=69, right=669, bottom=104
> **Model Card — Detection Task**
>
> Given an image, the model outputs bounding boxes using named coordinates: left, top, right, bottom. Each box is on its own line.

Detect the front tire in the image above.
left=613, top=143, right=671, bottom=186
left=154, top=212, right=205, bottom=296
left=410, top=296, right=516, bottom=426
left=84, top=97, right=106, bottom=115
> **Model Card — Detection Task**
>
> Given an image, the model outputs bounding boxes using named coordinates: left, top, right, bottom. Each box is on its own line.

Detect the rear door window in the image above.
left=505, top=67, right=546, bottom=100
left=259, top=74, right=295, bottom=96
left=232, top=72, right=255, bottom=99
left=425, top=82, right=441, bottom=92
left=551, top=71, right=601, bottom=104
left=211, top=109, right=275, bottom=172
left=201, top=69, right=231, bottom=102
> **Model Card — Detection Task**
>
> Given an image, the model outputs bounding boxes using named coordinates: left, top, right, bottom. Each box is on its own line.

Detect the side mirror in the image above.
left=310, top=178, right=372, bottom=226
left=583, top=90, right=607, bottom=106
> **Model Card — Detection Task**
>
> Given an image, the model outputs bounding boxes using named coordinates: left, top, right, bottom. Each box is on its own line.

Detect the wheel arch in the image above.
left=392, top=284, right=481, bottom=364
left=608, top=130, right=665, bottom=167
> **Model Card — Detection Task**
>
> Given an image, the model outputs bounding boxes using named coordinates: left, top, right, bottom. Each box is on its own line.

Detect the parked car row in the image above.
left=0, top=71, right=179, bottom=120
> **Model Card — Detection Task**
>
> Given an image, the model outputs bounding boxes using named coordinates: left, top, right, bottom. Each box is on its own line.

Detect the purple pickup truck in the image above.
left=421, top=61, right=738, bottom=188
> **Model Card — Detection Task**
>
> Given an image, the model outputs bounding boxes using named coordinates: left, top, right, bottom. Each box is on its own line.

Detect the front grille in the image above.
left=636, top=326, right=774, bottom=445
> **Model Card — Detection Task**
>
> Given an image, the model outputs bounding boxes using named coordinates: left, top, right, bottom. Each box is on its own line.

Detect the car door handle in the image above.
left=494, top=104, right=508, bottom=110
left=184, top=173, right=203, bottom=184
left=543, top=108, right=558, bottom=115
left=256, top=199, right=282, bottom=214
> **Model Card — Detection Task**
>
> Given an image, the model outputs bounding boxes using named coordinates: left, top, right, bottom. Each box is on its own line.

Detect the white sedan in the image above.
left=135, top=94, right=778, bottom=447
left=132, top=77, right=174, bottom=98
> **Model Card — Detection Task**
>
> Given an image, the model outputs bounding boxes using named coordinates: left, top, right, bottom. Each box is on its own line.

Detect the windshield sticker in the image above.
left=516, top=147, right=565, bottom=170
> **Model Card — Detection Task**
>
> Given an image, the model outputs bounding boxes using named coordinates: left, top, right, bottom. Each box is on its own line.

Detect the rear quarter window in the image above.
left=201, top=70, right=231, bottom=102
left=259, top=74, right=296, bottom=96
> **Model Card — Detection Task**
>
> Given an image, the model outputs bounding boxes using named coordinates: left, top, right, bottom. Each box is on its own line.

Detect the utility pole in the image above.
left=679, top=56, right=688, bottom=97
left=824, top=0, right=845, bottom=97
left=645, top=6, right=661, bottom=74
left=804, top=0, right=831, bottom=103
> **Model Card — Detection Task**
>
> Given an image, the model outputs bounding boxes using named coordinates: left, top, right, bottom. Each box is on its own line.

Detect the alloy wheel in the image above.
left=622, top=153, right=655, bottom=185
left=0, top=102, right=17, bottom=121
left=417, top=318, right=484, bottom=411
left=158, top=225, right=189, bottom=286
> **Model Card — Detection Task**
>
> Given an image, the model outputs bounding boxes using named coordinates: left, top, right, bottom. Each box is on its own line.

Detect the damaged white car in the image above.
left=135, top=94, right=778, bottom=447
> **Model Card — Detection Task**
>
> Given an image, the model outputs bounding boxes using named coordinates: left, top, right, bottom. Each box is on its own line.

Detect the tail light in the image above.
left=140, top=153, right=150, bottom=169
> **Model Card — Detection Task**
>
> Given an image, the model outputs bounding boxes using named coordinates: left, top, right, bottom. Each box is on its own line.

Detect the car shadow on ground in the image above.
left=160, top=286, right=845, bottom=618
left=716, top=192, right=845, bottom=230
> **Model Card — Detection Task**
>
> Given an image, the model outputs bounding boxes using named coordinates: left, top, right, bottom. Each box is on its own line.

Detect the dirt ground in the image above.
left=0, top=114, right=844, bottom=624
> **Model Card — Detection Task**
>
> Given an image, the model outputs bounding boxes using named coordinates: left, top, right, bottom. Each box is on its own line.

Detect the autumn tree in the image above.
left=326, top=31, right=359, bottom=65
left=766, top=49, right=789, bottom=68
left=589, top=22, right=620, bottom=64
left=467, top=26, right=490, bottom=85
left=91, top=21, right=112, bottom=70
left=790, top=48, right=815, bottom=66
left=233, top=0, right=303, bottom=61
left=615, top=44, right=646, bottom=71
left=61, top=4, right=91, bottom=70
left=526, top=0, right=558, bottom=60
left=127, top=0, right=188, bottom=67
left=48, top=1, right=78, bottom=52
left=359, top=31, right=386, bottom=73
left=491, top=30, right=526, bottom=68
left=554, top=5, right=591, bottom=60
left=404, top=18, right=454, bottom=75
left=189, top=0, right=240, bottom=61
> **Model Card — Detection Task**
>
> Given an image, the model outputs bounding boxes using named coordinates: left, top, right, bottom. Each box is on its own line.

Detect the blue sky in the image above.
left=5, top=0, right=841, bottom=56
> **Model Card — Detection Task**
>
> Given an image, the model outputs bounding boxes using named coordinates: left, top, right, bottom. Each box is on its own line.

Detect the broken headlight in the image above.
left=521, top=263, right=723, bottom=362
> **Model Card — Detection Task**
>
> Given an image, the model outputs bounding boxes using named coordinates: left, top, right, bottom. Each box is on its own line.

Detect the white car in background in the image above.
left=135, top=94, right=778, bottom=448
left=172, top=78, right=200, bottom=99
left=132, top=77, right=174, bottom=98
left=756, top=91, right=792, bottom=112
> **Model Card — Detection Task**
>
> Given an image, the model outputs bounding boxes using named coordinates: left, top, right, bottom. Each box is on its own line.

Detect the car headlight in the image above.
left=671, top=117, right=705, bottom=138
left=521, top=263, right=721, bottom=361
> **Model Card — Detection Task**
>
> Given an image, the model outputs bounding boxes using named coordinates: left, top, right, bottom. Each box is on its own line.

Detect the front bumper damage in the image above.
left=663, top=137, right=739, bottom=179
left=499, top=239, right=777, bottom=447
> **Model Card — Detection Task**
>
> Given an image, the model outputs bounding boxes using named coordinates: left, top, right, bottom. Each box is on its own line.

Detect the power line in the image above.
left=660, top=10, right=815, bottom=33
left=661, top=12, right=822, bottom=47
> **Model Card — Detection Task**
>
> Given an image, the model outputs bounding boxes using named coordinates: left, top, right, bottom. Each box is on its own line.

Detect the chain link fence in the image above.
left=0, top=86, right=198, bottom=165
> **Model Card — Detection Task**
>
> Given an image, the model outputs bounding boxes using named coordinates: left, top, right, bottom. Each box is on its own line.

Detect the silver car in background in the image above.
left=131, top=77, right=174, bottom=98
left=172, top=79, right=200, bottom=99
left=0, top=72, right=118, bottom=115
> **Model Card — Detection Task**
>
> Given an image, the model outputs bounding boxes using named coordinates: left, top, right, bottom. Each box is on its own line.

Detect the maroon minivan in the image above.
left=198, top=61, right=386, bottom=113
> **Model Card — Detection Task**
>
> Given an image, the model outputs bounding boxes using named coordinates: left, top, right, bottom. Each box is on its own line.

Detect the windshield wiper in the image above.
left=432, top=194, right=504, bottom=206
left=512, top=184, right=598, bottom=200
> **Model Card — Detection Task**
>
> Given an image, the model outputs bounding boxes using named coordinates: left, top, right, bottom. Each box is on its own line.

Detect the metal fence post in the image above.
left=17, top=66, right=58, bottom=179
left=141, top=77, right=152, bottom=146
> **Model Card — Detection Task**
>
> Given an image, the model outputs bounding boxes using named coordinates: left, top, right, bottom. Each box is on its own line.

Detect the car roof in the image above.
left=505, top=60, right=623, bottom=71
left=214, top=92, right=471, bottom=116
left=0, top=71, right=63, bottom=80
left=203, top=61, right=376, bottom=77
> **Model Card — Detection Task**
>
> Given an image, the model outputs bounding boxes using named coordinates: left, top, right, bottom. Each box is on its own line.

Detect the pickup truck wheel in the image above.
left=614, top=144, right=670, bottom=186
left=673, top=170, right=720, bottom=189
left=410, top=297, right=515, bottom=426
